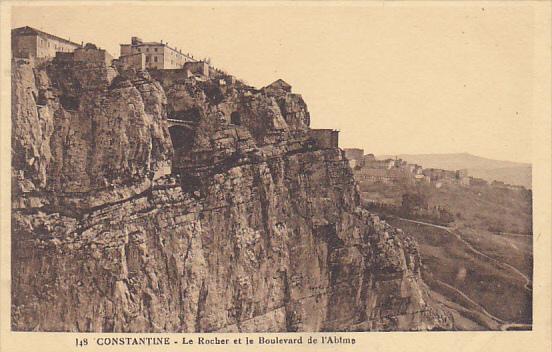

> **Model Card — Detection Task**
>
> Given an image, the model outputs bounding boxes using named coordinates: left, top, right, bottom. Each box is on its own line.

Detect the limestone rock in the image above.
left=11, top=60, right=452, bottom=332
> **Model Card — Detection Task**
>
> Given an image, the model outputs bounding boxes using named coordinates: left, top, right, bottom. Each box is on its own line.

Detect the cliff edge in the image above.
left=11, top=55, right=452, bottom=332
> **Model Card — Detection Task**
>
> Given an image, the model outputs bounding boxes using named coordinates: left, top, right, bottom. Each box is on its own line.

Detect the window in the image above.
left=146, top=48, right=149, bottom=52
left=137, top=48, right=141, bottom=52
left=154, top=56, right=158, bottom=62
left=154, top=48, right=158, bottom=52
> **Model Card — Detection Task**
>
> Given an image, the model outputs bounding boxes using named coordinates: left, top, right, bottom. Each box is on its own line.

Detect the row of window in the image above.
left=145, top=56, right=160, bottom=63
left=144, top=57, right=180, bottom=67
left=39, top=37, right=73, bottom=52
left=137, top=47, right=159, bottom=53
left=136, top=46, right=183, bottom=60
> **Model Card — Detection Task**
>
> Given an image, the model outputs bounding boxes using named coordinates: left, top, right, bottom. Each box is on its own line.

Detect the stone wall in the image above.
left=11, top=34, right=37, bottom=58
left=149, top=68, right=191, bottom=86
left=308, top=129, right=339, bottom=149
left=184, top=61, right=210, bottom=77
left=74, top=45, right=114, bottom=66
left=116, top=52, right=146, bottom=70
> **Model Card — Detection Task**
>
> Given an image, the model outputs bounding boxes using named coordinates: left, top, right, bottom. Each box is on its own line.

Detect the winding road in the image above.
left=434, top=279, right=505, bottom=325
left=396, top=217, right=532, bottom=331
left=399, top=218, right=532, bottom=292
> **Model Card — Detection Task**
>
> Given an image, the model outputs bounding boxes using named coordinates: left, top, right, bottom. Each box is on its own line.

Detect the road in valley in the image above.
left=396, top=217, right=532, bottom=331
left=398, top=218, right=532, bottom=292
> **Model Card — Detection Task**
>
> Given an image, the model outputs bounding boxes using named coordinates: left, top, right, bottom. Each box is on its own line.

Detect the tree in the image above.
left=401, top=192, right=428, bottom=213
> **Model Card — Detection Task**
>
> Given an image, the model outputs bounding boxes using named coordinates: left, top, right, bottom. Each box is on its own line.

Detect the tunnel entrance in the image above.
left=60, top=95, right=79, bottom=111
left=230, top=111, right=241, bottom=125
left=168, top=125, right=195, bottom=151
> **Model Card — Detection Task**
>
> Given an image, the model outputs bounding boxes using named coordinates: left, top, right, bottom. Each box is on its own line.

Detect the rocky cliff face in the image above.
left=11, top=56, right=452, bottom=332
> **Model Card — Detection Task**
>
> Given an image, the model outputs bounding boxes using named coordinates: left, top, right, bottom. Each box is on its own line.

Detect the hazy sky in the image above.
left=11, top=3, right=534, bottom=163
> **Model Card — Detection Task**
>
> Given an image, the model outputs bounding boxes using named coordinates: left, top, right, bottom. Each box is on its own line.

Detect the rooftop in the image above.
left=12, top=26, right=81, bottom=47
left=122, top=37, right=195, bottom=60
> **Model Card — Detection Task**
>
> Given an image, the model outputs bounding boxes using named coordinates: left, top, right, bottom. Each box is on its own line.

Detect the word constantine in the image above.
left=84, top=335, right=356, bottom=347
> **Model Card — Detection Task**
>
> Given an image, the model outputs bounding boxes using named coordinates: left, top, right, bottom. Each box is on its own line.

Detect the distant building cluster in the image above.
left=344, top=149, right=528, bottom=192
left=343, top=148, right=472, bottom=188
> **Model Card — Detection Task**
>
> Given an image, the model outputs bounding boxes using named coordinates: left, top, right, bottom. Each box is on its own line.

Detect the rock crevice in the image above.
left=11, top=58, right=452, bottom=332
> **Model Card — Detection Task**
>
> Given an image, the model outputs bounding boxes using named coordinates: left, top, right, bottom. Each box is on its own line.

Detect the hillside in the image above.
left=386, top=218, right=532, bottom=331
left=360, top=175, right=532, bottom=330
left=377, top=153, right=531, bottom=188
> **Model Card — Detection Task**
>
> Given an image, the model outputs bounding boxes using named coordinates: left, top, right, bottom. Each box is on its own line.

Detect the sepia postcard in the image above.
left=0, top=1, right=551, bottom=351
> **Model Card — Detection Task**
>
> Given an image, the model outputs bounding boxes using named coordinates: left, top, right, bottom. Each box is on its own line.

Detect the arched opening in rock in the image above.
left=230, top=111, right=241, bottom=125
left=60, top=95, right=79, bottom=111
left=168, top=125, right=195, bottom=151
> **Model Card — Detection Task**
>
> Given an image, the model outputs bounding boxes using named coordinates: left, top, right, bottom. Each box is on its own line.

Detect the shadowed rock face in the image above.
left=11, top=57, right=452, bottom=332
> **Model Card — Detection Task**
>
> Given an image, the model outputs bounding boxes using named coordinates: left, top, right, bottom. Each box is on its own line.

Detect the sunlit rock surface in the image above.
left=11, top=57, right=452, bottom=332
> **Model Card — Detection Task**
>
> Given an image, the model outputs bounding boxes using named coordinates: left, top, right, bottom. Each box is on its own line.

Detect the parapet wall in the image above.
left=74, top=46, right=113, bottom=66
left=149, top=68, right=192, bottom=86
left=116, top=53, right=146, bottom=71
left=54, top=52, right=75, bottom=63
left=183, top=61, right=209, bottom=77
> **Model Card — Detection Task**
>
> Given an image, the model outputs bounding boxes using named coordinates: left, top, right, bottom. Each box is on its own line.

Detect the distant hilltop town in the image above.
left=343, top=148, right=527, bottom=191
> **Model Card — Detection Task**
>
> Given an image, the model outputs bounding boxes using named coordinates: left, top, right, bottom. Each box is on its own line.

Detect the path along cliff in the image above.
left=11, top=54, right=452, bottom=332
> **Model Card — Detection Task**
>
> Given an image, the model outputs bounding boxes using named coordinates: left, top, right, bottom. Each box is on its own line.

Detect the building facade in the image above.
left=12, top=26, right=81, bottom=59
left=73, top=43, right=113, bottom=66
left=183, top=61, right=210, bottom=77
left=120, top=37, right=195, bottom=69
left=115, top=52, right=146, bottom=70
left=263, top=79, right=293, bottom=96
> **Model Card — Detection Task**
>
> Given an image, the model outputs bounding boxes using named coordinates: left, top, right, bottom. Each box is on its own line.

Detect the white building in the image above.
left=120, top=36, right=196, bottom=69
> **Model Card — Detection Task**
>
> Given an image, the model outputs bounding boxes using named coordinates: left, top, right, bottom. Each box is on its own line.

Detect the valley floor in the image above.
left=387, top=217, right=532, bottom=331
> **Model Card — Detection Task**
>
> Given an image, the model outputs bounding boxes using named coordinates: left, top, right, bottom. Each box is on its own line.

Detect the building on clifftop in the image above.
left=263, top=79, right=292, bottom=96
left=120, top=36, right=196, bottom=69
left=12, top=26, right=82, bottom=59
left=73, top=43, right=113, bottom=66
